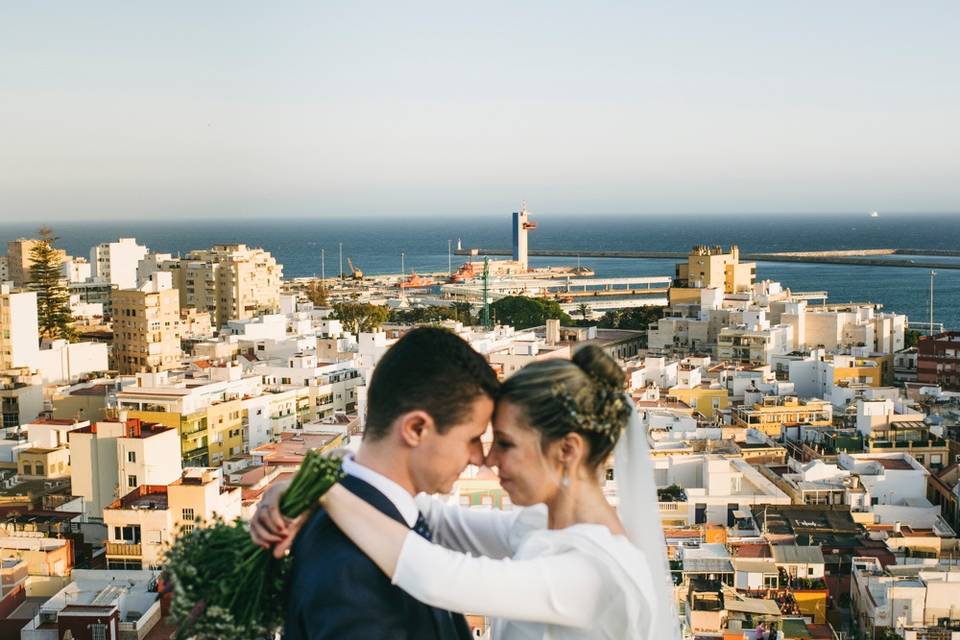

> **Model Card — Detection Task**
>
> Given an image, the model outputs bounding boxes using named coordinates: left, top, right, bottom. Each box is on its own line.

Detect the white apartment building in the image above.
left=855, top=398, right=926, bottom=438
left=20, top=569, right=163, bottom=639
left=90, top=237, right=149, bottom=290
left=136, top=251, right=173, bottom=287
left=23, top=417, right=89, bottom=447
left=786, top=350, right=887, bottom=406
left=242, top=388, right=299, bottom=449
left=36, top=339, right=109, bottom=384
left=0, top=284, right=39, bottom=371
left=780, top=301, right=906, bottom=355
left=717, top=310, right=794, bottom=365
left=654, top=454, right=791, bottom=526
left=0, top=372, right=43, bottom=429
left=839, top=453, right=953, bottom=532
left=61, top=256, right=92, bottom=283
left=68, top=417, right=182, bottom=519
left=159, top=244, right=282, bottom=328
left=852, top=557, right=960, bottom=634
left=625, top=355, right=681, bottom=391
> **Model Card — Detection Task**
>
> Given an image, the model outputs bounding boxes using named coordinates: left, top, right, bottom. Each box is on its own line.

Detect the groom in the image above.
left=250, top=327, right=499, bottom=639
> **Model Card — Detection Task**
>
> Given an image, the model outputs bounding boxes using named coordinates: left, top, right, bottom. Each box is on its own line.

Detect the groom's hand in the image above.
left=250, top=480, right=306, bottom=558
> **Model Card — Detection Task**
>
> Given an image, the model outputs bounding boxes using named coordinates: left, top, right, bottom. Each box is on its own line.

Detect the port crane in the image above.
left=346, top=258, right=364, bottom=280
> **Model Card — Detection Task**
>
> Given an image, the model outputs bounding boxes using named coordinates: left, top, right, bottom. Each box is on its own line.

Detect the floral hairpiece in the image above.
left=550, top=383, right=630, bottom=443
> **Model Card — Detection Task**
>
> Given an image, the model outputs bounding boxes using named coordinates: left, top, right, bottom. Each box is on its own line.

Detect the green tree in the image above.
left=304, top=281, right=328, bottom=307
left=389, top=306, right=458, bottom=325
left=332, top=302, right=390, bottom=334
left=597, top=305, right=664, bottom=331
left=451, top=301, right=474, bottom=325
left=905, top=329, right=923, bottom=348
left=576, top=302, right=592, bottom=324
left=29, top=226, right=75, bottom=342
left=489, top=296, right=572, bottom=330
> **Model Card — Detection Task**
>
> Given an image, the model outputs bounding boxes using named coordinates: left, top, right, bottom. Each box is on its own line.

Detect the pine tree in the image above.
left=29, top=226, right=75, bottom=342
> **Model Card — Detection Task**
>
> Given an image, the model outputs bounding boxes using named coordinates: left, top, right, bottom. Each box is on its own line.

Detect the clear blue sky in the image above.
left=1, top=2, right=958, bottom=220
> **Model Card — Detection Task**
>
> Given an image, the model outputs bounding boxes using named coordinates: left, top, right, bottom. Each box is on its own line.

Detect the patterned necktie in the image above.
left=413, top=512, right=433, bottom=542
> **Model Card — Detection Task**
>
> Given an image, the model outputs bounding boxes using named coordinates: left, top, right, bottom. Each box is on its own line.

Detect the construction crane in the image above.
left=481, top=257, right=491, bottom=329
left=346, top=258, right=364, bottom=280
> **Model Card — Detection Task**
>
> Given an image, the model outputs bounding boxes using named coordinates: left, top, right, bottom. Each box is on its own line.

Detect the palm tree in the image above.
left=576, top=302, right=591, bottom=323
left=451, top=301, right=473, bottom=325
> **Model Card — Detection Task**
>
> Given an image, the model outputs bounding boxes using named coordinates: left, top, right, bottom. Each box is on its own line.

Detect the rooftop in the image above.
left=771, top=544, right=825, bottom=565
left=73, top=418, right=173, bottom=440
left=857, top=457, right=916, bottom=471
left=107, top=485, right=169, bottom=511
left=27, top=418, right=82, bottom=426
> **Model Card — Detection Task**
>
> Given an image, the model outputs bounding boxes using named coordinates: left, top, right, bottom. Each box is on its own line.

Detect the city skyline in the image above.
left=2, top=2, right=959, bottom=220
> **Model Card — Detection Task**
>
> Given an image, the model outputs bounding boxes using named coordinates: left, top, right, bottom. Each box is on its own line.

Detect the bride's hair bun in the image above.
left=572, top=345, right=624, bottom=391
left=499, top=345, right=630, bottom=469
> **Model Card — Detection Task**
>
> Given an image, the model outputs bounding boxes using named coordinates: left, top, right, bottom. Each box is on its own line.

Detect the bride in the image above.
left=263, top=345, right=678, bottom=639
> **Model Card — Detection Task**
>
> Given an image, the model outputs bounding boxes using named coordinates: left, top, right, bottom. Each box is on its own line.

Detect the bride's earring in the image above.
left=560, top=467, right=571, bottom=488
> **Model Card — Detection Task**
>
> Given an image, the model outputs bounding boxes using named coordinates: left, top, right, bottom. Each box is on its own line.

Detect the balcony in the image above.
left=106, top=542, right=142, bottom=557
left=182, top=445, right=208, bottom=460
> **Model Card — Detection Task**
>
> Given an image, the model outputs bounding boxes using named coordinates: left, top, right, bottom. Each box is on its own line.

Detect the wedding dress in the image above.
left=392, top=402, right=680, bottom=640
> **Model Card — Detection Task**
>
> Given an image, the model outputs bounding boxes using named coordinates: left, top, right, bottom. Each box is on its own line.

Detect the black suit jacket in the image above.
left=285, top=474, right=473, bottom=639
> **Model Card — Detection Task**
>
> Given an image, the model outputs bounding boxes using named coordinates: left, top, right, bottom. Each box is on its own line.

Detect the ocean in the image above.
left=1, top=213, right=957, bottom=329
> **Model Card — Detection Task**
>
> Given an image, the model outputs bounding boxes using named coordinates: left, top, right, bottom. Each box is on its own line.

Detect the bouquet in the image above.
left=164, top=451, right=344, bottom=639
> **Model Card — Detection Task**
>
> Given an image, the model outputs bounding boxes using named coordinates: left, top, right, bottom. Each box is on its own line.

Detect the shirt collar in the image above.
left=341, top=454, right=419, bottom=528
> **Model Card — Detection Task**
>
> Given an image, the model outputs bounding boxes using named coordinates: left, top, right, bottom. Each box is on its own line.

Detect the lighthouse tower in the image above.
left=511, top=203, right=537, bottom=271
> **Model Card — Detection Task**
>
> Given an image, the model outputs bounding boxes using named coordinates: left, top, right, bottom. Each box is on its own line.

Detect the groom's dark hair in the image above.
left=364, top=327, right=499, bottom=442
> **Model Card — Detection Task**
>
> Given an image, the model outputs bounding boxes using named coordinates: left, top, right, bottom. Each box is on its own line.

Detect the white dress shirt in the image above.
left=341, top=455, right=419, bottom=527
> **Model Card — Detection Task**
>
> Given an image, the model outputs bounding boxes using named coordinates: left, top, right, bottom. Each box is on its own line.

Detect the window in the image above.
left=808, top=568, right=815, bottom=576
left=115, top=525, right=141, bottom=542
left=21, top=464, right=31, bottom=476
left=763, top=575, right=778, bottom=589
left=91, top=624, right=107, bottom=640
left=182, top=508, right=195, bottom=522
left=128, top=451, right=136, bottom=463
left=128, top=474, right=138, bottom=488
left=35, top=464, right=44, bottom=476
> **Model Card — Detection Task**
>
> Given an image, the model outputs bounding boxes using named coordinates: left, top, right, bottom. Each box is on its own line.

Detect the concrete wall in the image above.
left=7, top=291, right=39, bottom=370
left=37, top=341, right=109, bottom=384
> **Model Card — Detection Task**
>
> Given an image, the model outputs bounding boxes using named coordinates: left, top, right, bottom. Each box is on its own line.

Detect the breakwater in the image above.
left=453, top=248, right=960, bottom=270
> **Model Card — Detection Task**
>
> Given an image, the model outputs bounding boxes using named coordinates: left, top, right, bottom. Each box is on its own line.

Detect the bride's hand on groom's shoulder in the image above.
left=250, top=479, right=307, bottom=559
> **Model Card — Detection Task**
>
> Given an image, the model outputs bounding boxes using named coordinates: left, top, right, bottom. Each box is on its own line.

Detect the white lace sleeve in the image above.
left=393, top=531, right=605, bottom=628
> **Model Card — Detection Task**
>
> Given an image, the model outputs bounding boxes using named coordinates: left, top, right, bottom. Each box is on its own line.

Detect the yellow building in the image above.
left=6, top=238, right=66, bottom=287
left=673, top=245, right=756, bottom=296
left=204, top=399, right=245, bottom=465
left=123, top=406, right=217, bottom=467
left=17, top=447, right=70, bottom=480
left=733, top=396, right=832, bottom=437
left=167, top=467, right=242, bottom=533
left=111, top=273, right=182, bottom=375
left=830, top=353, right=893, bottom=387
left=666, top=385, right=730, bottom=418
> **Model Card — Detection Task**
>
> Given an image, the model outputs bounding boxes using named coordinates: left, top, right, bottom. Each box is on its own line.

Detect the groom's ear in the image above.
left=396, top=410, right=436, bottom=448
